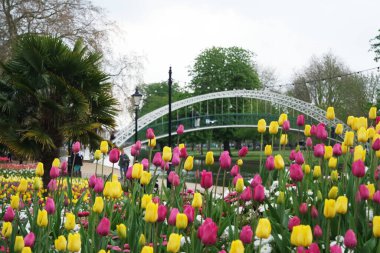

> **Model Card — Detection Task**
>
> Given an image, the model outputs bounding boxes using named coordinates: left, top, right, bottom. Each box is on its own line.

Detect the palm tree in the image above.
left=0, top=35, right=118, bottom=186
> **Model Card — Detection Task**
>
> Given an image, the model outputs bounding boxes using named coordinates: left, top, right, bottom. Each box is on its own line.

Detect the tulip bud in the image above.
left=36, top=162, right=44, bottom=177
left=323, top=199, right=336, bottom=218
left=336, top=196, right=348, bottom=214
left=269, top=121, right=279, bottom=134
left=304, top=125, right=311, bottom=136
left=96, top=217, right=110, bottom=236
left=158, top=205, right=168, bottom=222
left=109, top=148, right=120, bottom=163
left=297, top=114, right=305, bottom=126
left=45, top=197, right=56, bottom=214
left=326, top=107, right=335, bottom=120
left=37, top=209, right=48, bottom=227
left=313, top=144, right=325, bottom=158
left=306, top=137, right=313, bottom=147
left=278, top=113, right=288, bottom=126
left=100, top=141, right=108, bottom=154
left=369, top=106, right=377, bottom=120
left=357, top=127, right=368, bottom=143
left=240, top=225, right=253, bottom=244
left=14, top=236, right=24, bottom=252
left=219, top=151, right=231, bottom=169
left=64, top=213, right=75, bottom=230
left=167, top=233, right=181, bottom=253
left=330, top=170, right=338, bottom=182
left=374, top=216, right=380, bottom=237
left=282, top=120, right=290, bottom=132
left=3, top=207, right=15, bottom=222
left=200, top=170, right=213, bottom=189
left=299, top=203, right=308, bottom=214
left=335, top=124, right=343, bottom=135
left=176, top=124, right=184, bottom=135
left=192, top=193, right=202, bottom=208
left=256, top=218, right=271, bottom=239
left=328, top=186, right=338, bottom=199
left=146, top=128, right=155, bottom=139
left=67, top=233, right=81, bottom=252
left=235, top=178, right=244, bottom=193
left=176, top=213, right=188, bottom=229
left=344, top=229, right=357, bottom=249
left=140, top=171, right=151, bottom=185
left=324, top=145, right=333, bottom=160
left=72, top=141, right=80, bottom=153
left=328, top=157, right=337, bottom=169
left=274, top=154, right=284, bottom=170
left=253, top=184, right=265, bottom=202
left=264, top=145, right=272, bottom=156
left=288, top=216, right=301, bottom=231
left=277, top=191, right=285, bottom=204
left=344, top=131, right=354, bottom=146
left=313, top=225, right=323, bottom=238
left=265, top=155, right=275, bottom=171
left=257, top=119, right=266, bottom=133
left=24, top=232, right=35, bottom=247
left=280, top=134, right=288, bottom=145
left=184, top=156, right=194, bottom=171
left=145, top=202, right=159, bottom=223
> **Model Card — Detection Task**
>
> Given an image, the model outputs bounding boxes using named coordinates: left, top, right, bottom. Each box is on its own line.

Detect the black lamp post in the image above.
left=132, top=87, right=142, bottom=143
left=167, top=67, right=173, bottom=188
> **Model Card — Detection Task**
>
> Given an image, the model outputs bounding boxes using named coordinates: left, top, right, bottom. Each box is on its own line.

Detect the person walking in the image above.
left=70, top=152, right=83, bottom=177
left=118, top=149, right=130, bottom=179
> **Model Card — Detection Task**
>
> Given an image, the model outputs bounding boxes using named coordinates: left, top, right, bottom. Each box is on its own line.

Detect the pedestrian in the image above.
left=70, top=152, right=83, bottom=177
left=118, top=149, right=130, bottom=179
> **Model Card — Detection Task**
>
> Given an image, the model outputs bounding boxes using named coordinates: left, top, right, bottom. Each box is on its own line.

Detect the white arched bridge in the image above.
left=114, top=89, right=347, bottom=147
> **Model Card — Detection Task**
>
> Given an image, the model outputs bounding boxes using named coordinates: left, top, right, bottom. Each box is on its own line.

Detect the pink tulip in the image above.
left=240, top=225, right=253, bottom=244
left=146, top=128, right=155, bottom=139
left=171, top=154, right=180, bottom=166
left=219, top=251, right=227, bottom=253
left=309, top=243, right=320, bottom=253
left=253, top=184, right=265, bottom=202
left=313, top=144, right=325, bottom=157
left=289, top=164, right=304, bottom=182
left=240, top=187, right=252, bottom=202
left=24, top=232, right=35, bottom=247
left=288, top=216, right=301, bottom=231
left=352, top=160, right=365, bottom=177
left=45, top=197, right=55, bottom=214
left=173, top=147, right=180, bottom=156
left=96, top=217, right=110, bottom=236
left=230, top=165, right=239, bottom=177
left=296, top=115, right=305, bottom=126
left=344, top=229, right=357, bottom=249
left=94, top=178, right=104, bottom=193
left=89, top=175, right=97, bottom=188
left=153, top=152, right=162, bottom=167
left=161, top=160, right=169, bottom=171
left=233, top=174, right=243, bottom=186
left=311, top=205, right=319, bottom=218
left=238, top=146, right=248, bottom=157
left=250, top=174, right=262, bottom=188
left=289, top=150, right=296, bottom=161
left=377, top=116, right=380, bottom=125
left=50, top=166, right=60, bottom=179
left=313, top=225, right=323, bottom=238
left=135, top=140, right=142, bottom=150
left=109, top=148, right=120, bottom=163
left=3, top=207, right=15, bottom=222
left=197, top=218, right=218, bottom=245
left=299, top=203, right=308, bottom=214
left=60, top=161, right=68, bottom=175
left=373, top=138, right=380, bottom=151
left=376, top=167, right=380, bottom=180
left=316, top=123, right=327, bottom=140
left=131, top=145, right=139, bottom=156
left=126, top=166, right=133, bottom=179
left=306, top=137, right=313, bottom=147
left=168, top=208, right=179, bottom=226
left=72, top=141, right=80, bottom=153
left=152, top=196, right=160, bottom=204
left=282, top=120, right=290, bottom=132
left=47, top=179, right=57, bottom=191
left=333, top=143, right=342, bottom=156
left=359, top=184, right=369, bottom=200
left=179, top=147, right=188, bottom=158
left=297, top=247, right=306, bottom=253
left=201, top=170, right=213, bottom=189
left=184, top=205, right=194, bottom=223
left=219, top=151, right=231, bottom=170
left=373, top=191, right=380, bottom=204
left=168, top=171, right=180, bottom=187
left=265, top=155, right=275, bottom=171
left=330, top=245, right=342, bottom=253
left=157, top=205, right=168, bottom=222
left=295, top=152, right=304, bottom=165
left=310, top=125, right=317, bottom=136
left=177, top=124, right=184, bottom=135
left=141, top=158, right=149, bottom=170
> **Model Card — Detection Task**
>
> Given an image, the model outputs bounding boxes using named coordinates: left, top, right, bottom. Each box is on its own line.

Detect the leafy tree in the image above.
left=0, top=35, right=118, bottom=186
left=287, top=53, right=368, bottom=120
left=371, top=29, right=380, bottom=62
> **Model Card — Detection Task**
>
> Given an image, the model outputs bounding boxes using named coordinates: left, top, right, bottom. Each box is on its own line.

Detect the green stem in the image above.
left=259, top=133, right=263, bottom=175
left=222, top=170, right=227, bottom=199
left=214, top=167, right=221, bottom=199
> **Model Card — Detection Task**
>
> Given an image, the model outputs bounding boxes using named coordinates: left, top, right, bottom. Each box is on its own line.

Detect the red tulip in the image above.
left=344, top=229, right=357, bottom=248
left=239, top=225, right=253, bottom=244
left=240, top=187, right=252, bottom=202
left=153, top=152, right=162, bottom=167
left=316, top=123, right=327, bottom=140
left=311, top=205, right=319, bottom=218
left=253, top=184, right=265, bottom=202
left=289, top=150, right=296, bottom=161
left=157, top=205, right=167, bottom=222
left=238, top=146, right=248, bottom=157
left=72, top=141, right=80, bottom=153
left=24, top=232, right=35, bottom=247
left=96, top=217, right=110, bottom=236
left=146, top=128, right=155, bottom=139
left=168, top=208, right=179, bottom=226
left=109, top=148, right=120, bottom=163
left=126, top=166, right=133, bottom=179
left=289, top=164, right=304, bottom=182
left=141, top=158, right=149, bottom=170
left=89, top=175, right=97, bottom=188
left=94, top=178, right=104, bottom=193
left=230, top=165, right=239, bottom=177
left=330, top=245, right=342, bottom=253
left=45, top=197, right=55, bottom=214
left=197, top=218, right=218, bottom=245
left=333, top=144, right=342, bottom=156
left=373, top=138, right=380, bottom=151
left=179, top=147, right=188, bottom=158
left=152, top=196, right=160, bottom=204
left=168, top=171, right=180, bottom=187
left=313, top=225, right=323, bottom=238
left=184, top=205, right=194, bottom=223
left=306, top=137, right=313, bottom=147
left=359, top=184, right=369, bottom=200
left=295, top=152, right=304, bottom=165
left=135, top=140, right=142, bottom=150
left=50, top=166, right=60, bottom=179
left=373, top=191, right=380, bottom=204
left=377, top=116, right=380, bottom=125
left=313, top=144, right=325, bottom=158
left=299, top=202, right=308, bottom=214
left=219, top=151, right=231, bottom=170
left=296, top=114, right=305, bottom=126
left=265, top=155, right=275, bottom=171
left=131, top=145, right=139, bottom=156
left=3, top=207, right=15, bottom=222
left=250, top=174, right=262, bottom=188
left=310, top=125, right=317, bottom=136
left=177, top=124, right=184, bottom=135
left=282, top=120, right=290, bottom=132
left=288, top=216, right=300, bottom=231
left=352, top=160, right=365, bottom=177
left=309, top=243, right=320, bottom=253
left=200, top=170, right=213, bottom=189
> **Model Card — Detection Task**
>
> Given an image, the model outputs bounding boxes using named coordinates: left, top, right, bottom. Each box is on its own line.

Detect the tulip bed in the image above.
left=2, top=107, right=380, bottom=253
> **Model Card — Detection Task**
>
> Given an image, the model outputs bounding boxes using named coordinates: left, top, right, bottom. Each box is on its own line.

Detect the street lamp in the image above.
left=132, top=87, right=142, bottom=143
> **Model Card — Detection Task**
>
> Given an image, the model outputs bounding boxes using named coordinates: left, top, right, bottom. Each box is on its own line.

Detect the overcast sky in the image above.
left=93, top=0, right=380, bottom=87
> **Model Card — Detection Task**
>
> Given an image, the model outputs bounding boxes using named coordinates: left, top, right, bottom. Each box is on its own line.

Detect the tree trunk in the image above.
left=41, top=148, right=60, bottom=189
left=223, top=139, right=231, bottom=155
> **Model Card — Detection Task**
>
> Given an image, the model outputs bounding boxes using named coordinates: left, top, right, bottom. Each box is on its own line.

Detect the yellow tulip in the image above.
left=304, top=124, right=311, bottom=136
left=117, top=224, right=127, bottom=239
left=328, top=186, right=338, bottom=199
left=354, top=145, right=366, bottom=162
left=274, top=154, right=284, bottom=170
left=341, top=143, right=348, bottom=154
left=330, top=170, right=338, bottom=182
left=2, top=222, right=12, bottom=238
left=256, top=218, right=271, bottom=239
left=335, top=196, right=348, bottom=214
left=144, top=202, right=158, bottom=223
left=14, top=236, right=25, bottom=252
left=100, top=141, right=108, bottom=154
left=277, top=191, right=285, bottom=204
left=368, top=184, right=375, bottom=200
left=52, top=158, right=60, bottom=167
left=148, top=138, right=156, bottom=148
left=335, top=124, right=343, bottom=135
left=278, top=113, right=288, bottom=126
left=55, top=235, right=67, bottom=251
left=162, top=146, right=172, bottom=162
left=354, top=117, right=368, bottom=130
left=324, top=146, right=333, bottom=160
left=264, top=145, right=272, bottom=156
left=167, top=233, right=182, bottom=253
left=257, top=119, right=267, bottom=133
left=21, top=247, right=32, bottom=253
left=303, top=164, right=311, bottom=174
left=323, top=199, right=336, bottom=218
left=36, top=162, right=44, bottom=176
left=377, top=123, right=380, bottom=132
left=17, top=178, right=28, bottom=193
left=328, top=157, right=337, bottom=169
left=11, top=194, right=20, bottom=209
left=141, top=194, right=152, bottom=209
left=317, top=191, right=323, bottom=202
left=344, top=131, right=354, bottom=146
left=269, top=121, right=279, bottom=134
left=178, top=143, right=185, bottom=150
left=369, top=106, right=377, bottom=119
left=93, top=197, right=104, bottom=213
left=192, top=192, right=202, bottom=208
left=280, top=134, right=288, bottom=145
left=33, top=177, right=42, bottom=190
left=67, top=233, right=81, bottom=252
left=139, top=234, right=146, bottom=246
left=132, top=163, right=143, bottom=179
left=175, top=213, right=188, bottom=229
left=290, top=225, right=313, bottom=247
left=140, top=171, right=151, bottom=185
left=368, top=127, right=376, bottom=139
left=98, top=250, right=109, bottom=253
left=141, top=246, right=154, bottom=253
left=229, top=239, right=245, bottom=253
left=103, top=182, right=112, bottom=198
left=347, top=115, right=354, bottom=127
left=357, top=127, right=368, bottom=143
left=373, top=216, right=380, bottom=237
left=37, top=209, right=48, bottom=227
left=237, top=159, right=243, bottom=166
left=326, top=107, right=335, bottom=120
left=235, top=178, right=244, bottom=193
left=64, top=213, right=76, bottom=231
left=205, top=151, right=214, bottom=165
left=184, top=156, right=194, bottom=171
left=94, top=150, right=102, bottom=160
